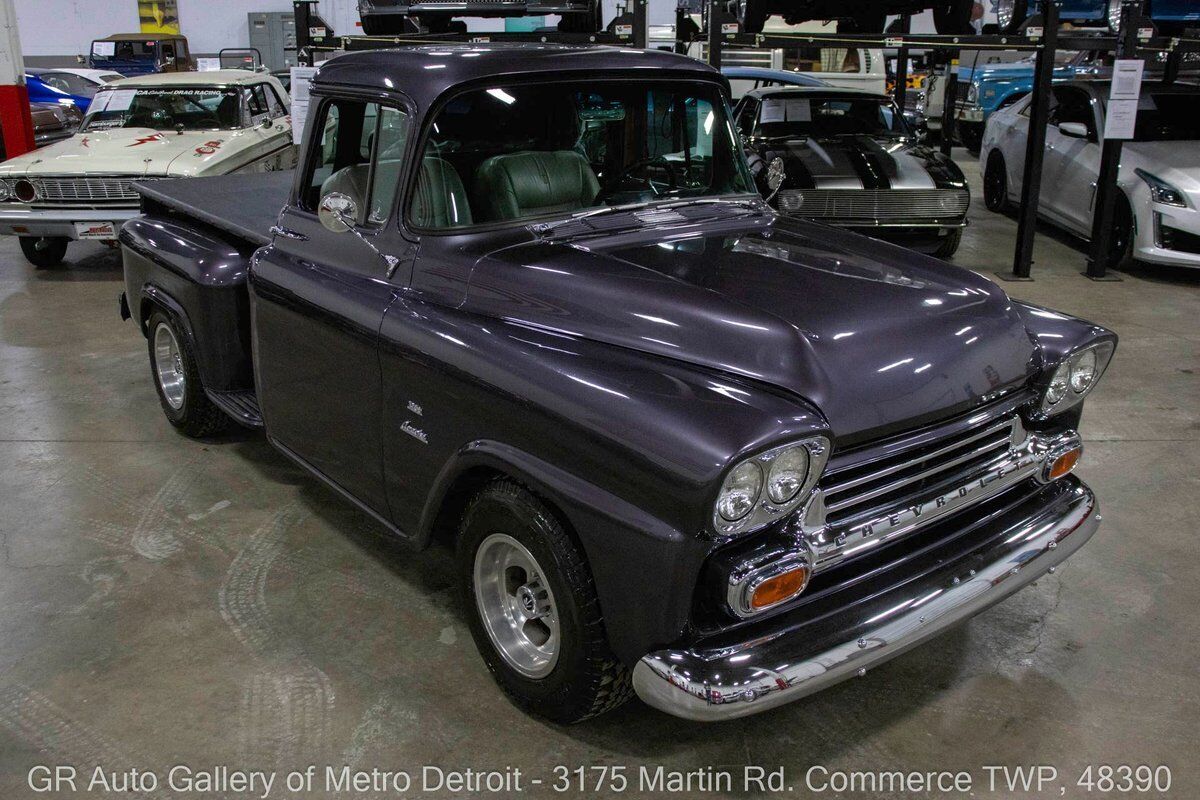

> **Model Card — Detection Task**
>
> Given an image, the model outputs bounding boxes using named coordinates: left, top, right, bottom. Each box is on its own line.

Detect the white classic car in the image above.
left=981, top=79, right=1200, bottom=269
left=0, top=69, right=295, bottom=268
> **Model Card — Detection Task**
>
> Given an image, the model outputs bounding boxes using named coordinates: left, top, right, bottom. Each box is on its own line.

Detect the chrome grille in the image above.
left=819, top=416, right=1018, bottom=532
left=955, top=81, right=973, bottom=102
left=777, top=188, right=969, bottom=221
left=31, top=176, right=144, bottom=205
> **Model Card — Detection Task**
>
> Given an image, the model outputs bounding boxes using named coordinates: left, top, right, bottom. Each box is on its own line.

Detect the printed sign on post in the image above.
left=289, top=66, right=319, bottom=145
left=1103, top=59, right=1145, bottom=140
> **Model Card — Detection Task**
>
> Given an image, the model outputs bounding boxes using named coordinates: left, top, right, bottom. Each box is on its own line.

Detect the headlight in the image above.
left=1039, top=342, right=1115, bottom=416
left=1136, top=168, right=1189, bottom=208
left=0, top=181, right=10, bottom=202
left=713, top=435, right=830, bottom=536
left=966, top=83, right=979, bottom=104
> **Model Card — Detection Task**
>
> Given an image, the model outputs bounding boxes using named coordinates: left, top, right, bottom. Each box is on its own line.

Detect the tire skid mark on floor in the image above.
left=0, top=684, right=174, bottom=800
left=219, top=504, right=335, bottom=768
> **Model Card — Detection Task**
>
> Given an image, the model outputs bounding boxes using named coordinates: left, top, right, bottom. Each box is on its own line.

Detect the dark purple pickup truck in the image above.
left=119, top=44, right=1115, bottom=722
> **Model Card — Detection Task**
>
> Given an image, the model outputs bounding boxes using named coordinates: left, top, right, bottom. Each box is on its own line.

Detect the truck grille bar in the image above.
left=803, top=397, right=1041, bottom=572
left=777, top=188, right=968, bottom=221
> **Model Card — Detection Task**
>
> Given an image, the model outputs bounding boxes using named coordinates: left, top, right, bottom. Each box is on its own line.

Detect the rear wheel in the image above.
left=19, top=236, right=68, bottom=269
left=460, top=479, right=632, bottom=723
left=983, top=151, right=1010, bottom=212
left=558, top=0, right=601, bottom=32
left=146, top=310, right=227, bottom=438
left=1108, top=194, right=1135, bottom=270
left=958, top=121, right=983, bottom=156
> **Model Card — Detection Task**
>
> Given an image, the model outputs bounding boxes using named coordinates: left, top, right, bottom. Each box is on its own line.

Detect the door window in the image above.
left=735, top=98, right=759, bottom=136
left=302, top=98, right=410, bottom=226
left=1048, top=86, right=1095, bottom=136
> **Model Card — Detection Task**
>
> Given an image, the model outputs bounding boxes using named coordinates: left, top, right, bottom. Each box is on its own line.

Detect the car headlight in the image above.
left=1136, top=168, right=1189, bottom=208
left=0, top=181, right=10, bottom=202
left=966, top=83, right=979, bottom=104
left=1038, top=341, right=1115, bottom=416
left=713, top=436, right=830, bottom=536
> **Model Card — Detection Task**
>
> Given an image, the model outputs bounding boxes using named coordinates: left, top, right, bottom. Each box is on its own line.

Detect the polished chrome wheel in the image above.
left=473, top=532, right=560, bottom=678
left=153, top=322, right=186, bottom=411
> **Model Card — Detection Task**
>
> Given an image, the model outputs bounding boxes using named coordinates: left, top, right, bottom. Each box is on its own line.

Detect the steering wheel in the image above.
left=598, top=156, right=680, bottom=200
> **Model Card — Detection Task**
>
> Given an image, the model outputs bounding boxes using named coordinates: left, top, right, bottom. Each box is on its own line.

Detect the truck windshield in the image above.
left=755, top=95, right=908, bottom=139
left=410, top=80, right=755, bottom=230
left=81, top=87, right=244, bottom=131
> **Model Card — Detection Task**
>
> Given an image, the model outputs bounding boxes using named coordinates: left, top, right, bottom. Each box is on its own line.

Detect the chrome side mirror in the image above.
left=765, top=157, right=786, bottom=202
left=318, top=192, right=357, bottom=233
left=1058, top=122, right=1090, bottom=140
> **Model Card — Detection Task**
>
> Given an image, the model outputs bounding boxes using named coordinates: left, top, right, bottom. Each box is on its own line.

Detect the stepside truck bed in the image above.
left=120, top=172, right=294, bottom=429
left=133, top=171, right=294, bottom=247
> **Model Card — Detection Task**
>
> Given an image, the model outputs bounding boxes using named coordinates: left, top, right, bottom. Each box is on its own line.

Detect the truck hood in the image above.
left=464, top=215, right=1038, bottom=442
left=0, top=128, right=256, bottom=178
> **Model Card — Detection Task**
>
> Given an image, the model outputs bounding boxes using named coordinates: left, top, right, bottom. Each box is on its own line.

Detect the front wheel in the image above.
left=958, top=122, right=983, bottom=156
left=19, top=236, right=68, bottom=269
left=933, top=228, right=963, bottom=259
left=995, top=0, right=1028, bottom=33
left=146, top=310, right=228, bottom=438
left=460, top=479, right=632, bottom=723
left=932, top=0, right=975, bottom=35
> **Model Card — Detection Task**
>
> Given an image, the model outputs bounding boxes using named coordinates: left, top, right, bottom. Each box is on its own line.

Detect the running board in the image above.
left=207, top=389, right=263, bottom=429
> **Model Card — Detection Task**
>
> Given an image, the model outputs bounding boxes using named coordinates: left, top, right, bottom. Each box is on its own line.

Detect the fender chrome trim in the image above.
left=633, top=481, right=1098, bottom=721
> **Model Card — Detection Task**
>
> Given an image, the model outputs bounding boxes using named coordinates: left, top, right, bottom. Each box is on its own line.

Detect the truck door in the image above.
left=250, top=94, right=414, bottom=517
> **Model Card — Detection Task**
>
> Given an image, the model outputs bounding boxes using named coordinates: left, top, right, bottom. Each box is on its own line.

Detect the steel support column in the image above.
left=1003, top=2, right=1059, bottom=280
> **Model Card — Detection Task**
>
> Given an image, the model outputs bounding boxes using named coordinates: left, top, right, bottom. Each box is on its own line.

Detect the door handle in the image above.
left=270, top=225, right=308, bottom=241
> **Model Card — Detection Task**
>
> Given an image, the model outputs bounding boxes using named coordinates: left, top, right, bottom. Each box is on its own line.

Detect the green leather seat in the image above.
left=411, top=157, right=472, bottom=229
left=474, top=151, right=599, bottom=222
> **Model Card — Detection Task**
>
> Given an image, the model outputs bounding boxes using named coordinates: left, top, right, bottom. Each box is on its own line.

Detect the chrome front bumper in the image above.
left=0, top=206, right=139, bottom=240
left=633, top=480, right=1099, bottom=721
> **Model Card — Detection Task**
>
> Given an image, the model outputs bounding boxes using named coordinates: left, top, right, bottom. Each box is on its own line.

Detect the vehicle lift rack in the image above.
left=294, top=0, right=649, bottom=58
left=679, top=0, right=1200, bottom=280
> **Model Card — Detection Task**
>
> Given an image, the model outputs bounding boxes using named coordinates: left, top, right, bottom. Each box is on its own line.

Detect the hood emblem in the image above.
left=126, top=134, right=164, bottom=148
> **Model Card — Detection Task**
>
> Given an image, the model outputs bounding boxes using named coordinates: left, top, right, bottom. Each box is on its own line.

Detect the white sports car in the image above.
left=980, top=79, right=1200, bottom=269
left=0, top=69, right=295, bottom=268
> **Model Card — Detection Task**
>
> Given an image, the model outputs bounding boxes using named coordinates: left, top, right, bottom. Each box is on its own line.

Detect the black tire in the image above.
left=459, top=479, right=632, bottom=723
left=358, top=14, right=393, bottom=35
left=841, top=12, right=886, bottom=33
left=559, top=0, right=601, bottom=32
left=146, top=309, right=228, bottom=438
left=932, top=0, right=974, bottom=35
left=996, top=0, right=1028, bottom=33
left=1108, top=194, right=1135, bottom=270
left=983, top=150, right=1010, bottom=212
left=933, top=228, right=963, bottom=259
left=19, top=236, right=68, bottom=269
left=958, top=121, right=983, bottom=155
left=738, top=0, right=767, bottom=34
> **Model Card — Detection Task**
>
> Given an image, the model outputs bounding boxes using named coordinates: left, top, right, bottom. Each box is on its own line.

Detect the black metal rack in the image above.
left=293, top=0, right=648, bottom=63
left=679, top=0, right=1200, bottom=280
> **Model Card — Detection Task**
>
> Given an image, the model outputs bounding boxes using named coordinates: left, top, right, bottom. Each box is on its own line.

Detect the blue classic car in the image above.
left=24, top=73, right=93, bottom=114
left=997, top=0, right=1198, bottom=33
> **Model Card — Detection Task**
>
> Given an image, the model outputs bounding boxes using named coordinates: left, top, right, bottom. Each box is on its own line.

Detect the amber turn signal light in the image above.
left=750, top=566, right=810, bottom=610
left=1047, top=447, right=1081, bottom=480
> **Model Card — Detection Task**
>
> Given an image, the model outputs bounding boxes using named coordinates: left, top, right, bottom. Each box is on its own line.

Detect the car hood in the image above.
left=0, top=128, right=256, bottom=178
left=465, top=214, right=1037, bottom=442
left=1123, top=140, right=1200, bottom=188
left=750, top=136, right=964, bottom=190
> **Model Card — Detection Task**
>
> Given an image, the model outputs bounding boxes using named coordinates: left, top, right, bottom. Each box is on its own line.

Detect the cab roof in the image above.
left=312, top=44, right=722, bottom=110
left=94, top=33, right=189, bottom=42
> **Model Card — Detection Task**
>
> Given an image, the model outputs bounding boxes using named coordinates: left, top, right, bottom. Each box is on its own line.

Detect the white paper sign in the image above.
left=105, top=89, right=138, bottom=112
left=196, top=57, right=222, bottom=72
left=92, top=41, right=115, bottom=57
left=288, top=66, right=319, bottom=145
left=785, top=98, right=811, bottom=122
left=1104, top=59, right=1145, bottom=140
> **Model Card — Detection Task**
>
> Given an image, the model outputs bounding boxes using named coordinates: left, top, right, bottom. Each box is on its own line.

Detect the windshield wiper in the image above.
left=528, top=200, right=657, bottom=237
left=529, top=196, right=766, bottom=239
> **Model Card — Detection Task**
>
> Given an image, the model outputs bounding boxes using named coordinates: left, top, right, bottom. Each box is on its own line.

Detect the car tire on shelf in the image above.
left=459, top=478, right=632, bottom=724
left=146, top=309, right=228, bottom=438
left=932, top=0, right=975, bottom=35
left=934, top=228, right=963, bottom=259
left=996, top=0, right=1028, bottom=33
left=19, top=236, right=68, bottom=269
left=737, top=0, right=767, bottom=34
left=984, top=151, right=1011, bottom=212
